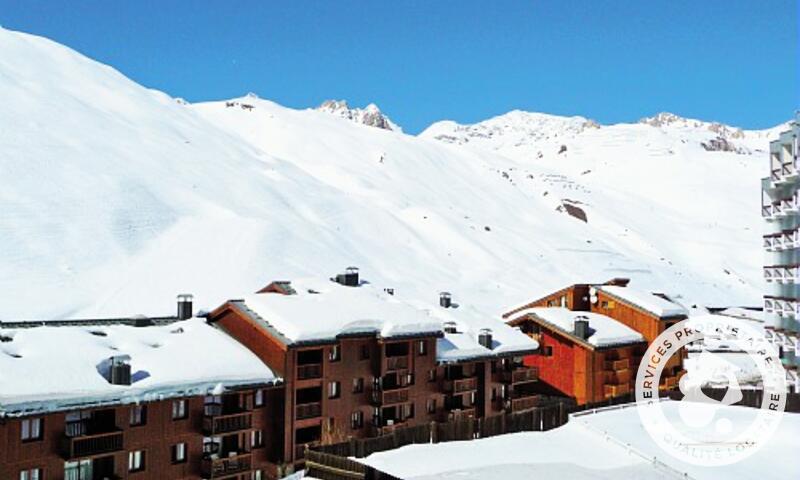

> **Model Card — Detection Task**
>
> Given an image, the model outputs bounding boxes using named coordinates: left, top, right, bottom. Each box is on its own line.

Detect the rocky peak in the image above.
left=317, top=100, right=399, bottom=131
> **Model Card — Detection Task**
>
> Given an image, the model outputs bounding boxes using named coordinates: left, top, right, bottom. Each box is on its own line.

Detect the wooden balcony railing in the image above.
left=371, top=387, right=409, bottom=406
left=604, top=358, right=629, bottom=371
left=385, top=356, right=409, bottom=371
left=202, top=411, right=252, bottom=435
left=501, top=367, right=539, bottom=384
left=62, top=429, right=124, bottom=459
left=297, top=363, right=322, bottom=380
left=201, top=452, right=252, bottom=478
left=294, top=442, right=319, bottom=460
left=506, top=395, right=541, bottom=413
left=443, top=377, right=478, bottom=393
left=295, top=402, right=322, bottom=420
left=604, top=383, right=630, bottom=398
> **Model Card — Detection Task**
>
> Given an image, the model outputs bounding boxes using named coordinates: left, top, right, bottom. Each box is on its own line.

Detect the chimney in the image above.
left=573, top=317, right=590, bottom=340
left=384, top=288, right=395, bottom=296
left=443, top=321, right=458, bottom=334
left=108, top=356, right=132, bottom=386
left=439, top=292, right=452, bottom=308
left=478, top=328, right=493, bottom=349
left=334, top=267, right=360, bottom=287
left=604, top=278, right=630, bottom=287
left=177, top=294, right=193, bottom=320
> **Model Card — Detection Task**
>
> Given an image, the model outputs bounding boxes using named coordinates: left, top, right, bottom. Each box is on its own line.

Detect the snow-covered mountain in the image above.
left=316, top=99, right=400, bottom=131
left=0, top=26, right=778, bottom=321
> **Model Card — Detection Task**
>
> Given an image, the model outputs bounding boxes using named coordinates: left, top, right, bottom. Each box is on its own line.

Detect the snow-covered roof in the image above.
left=0, top=318, right=277, bottom=417
left=598, top=286, right=688, bottom=318
left=232, top=279, right=538, bottom=361
left=515, top=307, right=645, bottom=348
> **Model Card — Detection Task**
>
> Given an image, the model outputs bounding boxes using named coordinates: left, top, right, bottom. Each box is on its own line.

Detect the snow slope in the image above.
left=0, top=26, right=779, bottom=321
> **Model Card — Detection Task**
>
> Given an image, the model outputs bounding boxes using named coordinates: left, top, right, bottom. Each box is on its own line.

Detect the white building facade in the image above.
left=762, top=116, right=800, bottom=391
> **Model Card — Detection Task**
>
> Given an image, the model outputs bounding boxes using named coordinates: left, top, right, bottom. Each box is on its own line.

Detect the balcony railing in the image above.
left=604, top=383, right=630, bottom=398
left=62, top=429, right=124, bottom=459
left=500, top=367, right=539, bottom=384
left=604, top=368, right=631, bottom=385
left=604, top=358, right=629, bottom=371
left=295, top=402, right=322, bottom=420
left=443, top=407, right=476, bottom=420
left=201, top=452, right=252, bottom=478
left=371, top=387, right=410, bottom=406
left=765, top=296, right=799, bottom=317
left=503, top=394, right=542, bottom=413
left=385, top=356, right=409, bottom=371
left=764, top=265, right=800, bottom=284
left=203, top=411, right=253, bottom=435
left=443, top=377, right=478, bottom=393
left=297, top=363, right=322, bottom=380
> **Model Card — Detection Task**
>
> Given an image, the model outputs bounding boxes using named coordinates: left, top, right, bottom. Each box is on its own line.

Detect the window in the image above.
left=328, top=381, right=341, bottom=399
left=418, top=340, right=427, bottom=356
left=128, top=450, right=146, bottom=472
left=20, top=418, right=43, bottom=442
left=544, top=346, right=553, bottom=357
left=254, top=389, right=264, bottom=407
left=428, top=368, right=437, bottom=382
left=560, top=295, right=566, bottom=307
left=427, top=399, right=436, bottom=414
left=401, top=403, right=414, bottom=420
left=251, top=471, right=263, bottom=480
left=405, top=373, right=415, bottom=386
left=360, top=344, right=370, bottom=360
left=351, top=411, right=364, bottom=429
left=130, top=405, right=147, bottom=426
left=251, top=429, right=264, bottom=448
left=172, top=399, right=187, bottom=420
left=64, top=460, right=92, bottom=480
left=19, top=468, right=42, bottom=480
left=329, top=344, right=341, bottom=362
left=491, top=387, right=497, bottom=401
left=171, top=443, right=187, bottom=463
left=601, top=300, right=608, bottom=308
left=352, top=377, right=364, bottom=394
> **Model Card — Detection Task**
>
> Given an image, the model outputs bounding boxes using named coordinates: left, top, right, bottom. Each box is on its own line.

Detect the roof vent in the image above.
left=108, top=355, right=132, bottom=386
left=478, top=328, right=493, bottom=349
left=574, top=317, right=590, bottom=340
left=384, top=288, right=395, bottom=296
left=603, top=278, right=630, bottom=287
left=439, top=292, right=452, bottom=308
left=443, top=321, right=458, bottom=334
left=177, top=294, right=193, bottom=320
left=334, top=267, right=360, bottom=287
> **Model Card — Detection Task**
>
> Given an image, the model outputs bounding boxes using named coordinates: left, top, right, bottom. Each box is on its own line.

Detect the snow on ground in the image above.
left=0, top=318, right=276, bottom=416
left=361, top=402, right=800, bottom=480
left=0, top=25, right=778, bottom=325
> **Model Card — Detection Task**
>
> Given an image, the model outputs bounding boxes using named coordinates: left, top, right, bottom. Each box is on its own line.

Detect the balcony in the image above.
left=295, top=402, right=322, bottom=420
left=443, top=377, right=478, bottom=393
left=62, top=429, right=124, bottom=459
left=203, top=411, right=253, bottom=435
left=500, top=394, right=542, bottom=413
left=603, top=358, right=629, bottom=371
left=297, top=363, right=322, bottom=380
left=500, top=367, right=539, bottom=385
left=604, top=368, right=631, bottom=385
left=371, top=387, right=410, bottom=406
left=766, top=296, right=799, bottom=318
left=385, top=356, right=409, bottom=371
left=604, top=383, right=630, bottom=398
left=442, top=407, right=476, bottom=421
left=201, top=452, right=252, bottom=478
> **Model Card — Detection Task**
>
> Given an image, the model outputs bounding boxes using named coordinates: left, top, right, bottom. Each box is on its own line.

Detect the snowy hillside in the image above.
left=0, top=26, right=777, bottom=321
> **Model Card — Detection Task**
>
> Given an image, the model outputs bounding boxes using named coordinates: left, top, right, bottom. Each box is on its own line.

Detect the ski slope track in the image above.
left=0, top=27, right=783, bottom=321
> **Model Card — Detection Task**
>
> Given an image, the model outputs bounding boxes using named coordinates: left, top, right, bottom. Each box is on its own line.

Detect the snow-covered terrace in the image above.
left=598, top=285, right=689, bottom=318
left=0, top=318, right=278, bottom=417
left=513, top=307, right=645, bottom=348
left=232, top=278, right=538, bottom=362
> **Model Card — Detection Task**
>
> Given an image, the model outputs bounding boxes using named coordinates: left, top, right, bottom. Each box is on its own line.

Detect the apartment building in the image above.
left=207, top=269, right=539, bottom=469
left=0, top=300, right=283, bottom=480
left=762, top=116, right=800, bottom=390
left=505, top=308, right=646, bottom=405
left=504, top=278, right=689, bottom=394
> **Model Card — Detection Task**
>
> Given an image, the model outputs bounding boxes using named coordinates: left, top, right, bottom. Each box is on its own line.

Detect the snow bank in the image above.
left=599, top=286, right=689, bottom=318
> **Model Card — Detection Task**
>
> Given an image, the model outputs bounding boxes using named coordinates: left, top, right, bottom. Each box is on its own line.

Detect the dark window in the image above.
left=130, top=405, right=147, bottom=426
left=544, top=346, right=553, bottom=357
left=172, top=400, right=187, bottom=420
left=360, top=344, right=370, bottom=360
left=171, top=443, right=187, bottom=464
left=351, top=411, right=364, bottom=429
left=427, top=399, right=436, bottom=414
left=128, top=450, right=146, bottom=472
left=418, top=340, right=427, bottom=356
left=329, top=344, right=341, bottom=362
left=352, top=378, right=364, bottom=394
left=328, top=381, right=341, bottom=399
left=251, top=430, right=264, bottom=448
left=20, top=418, right=43, bottom=442
left=601, top=300, right=609, bottom=308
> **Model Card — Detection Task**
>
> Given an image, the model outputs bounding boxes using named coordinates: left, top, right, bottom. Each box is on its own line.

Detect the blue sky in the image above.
left=1, top=1, right=797, bottom=133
